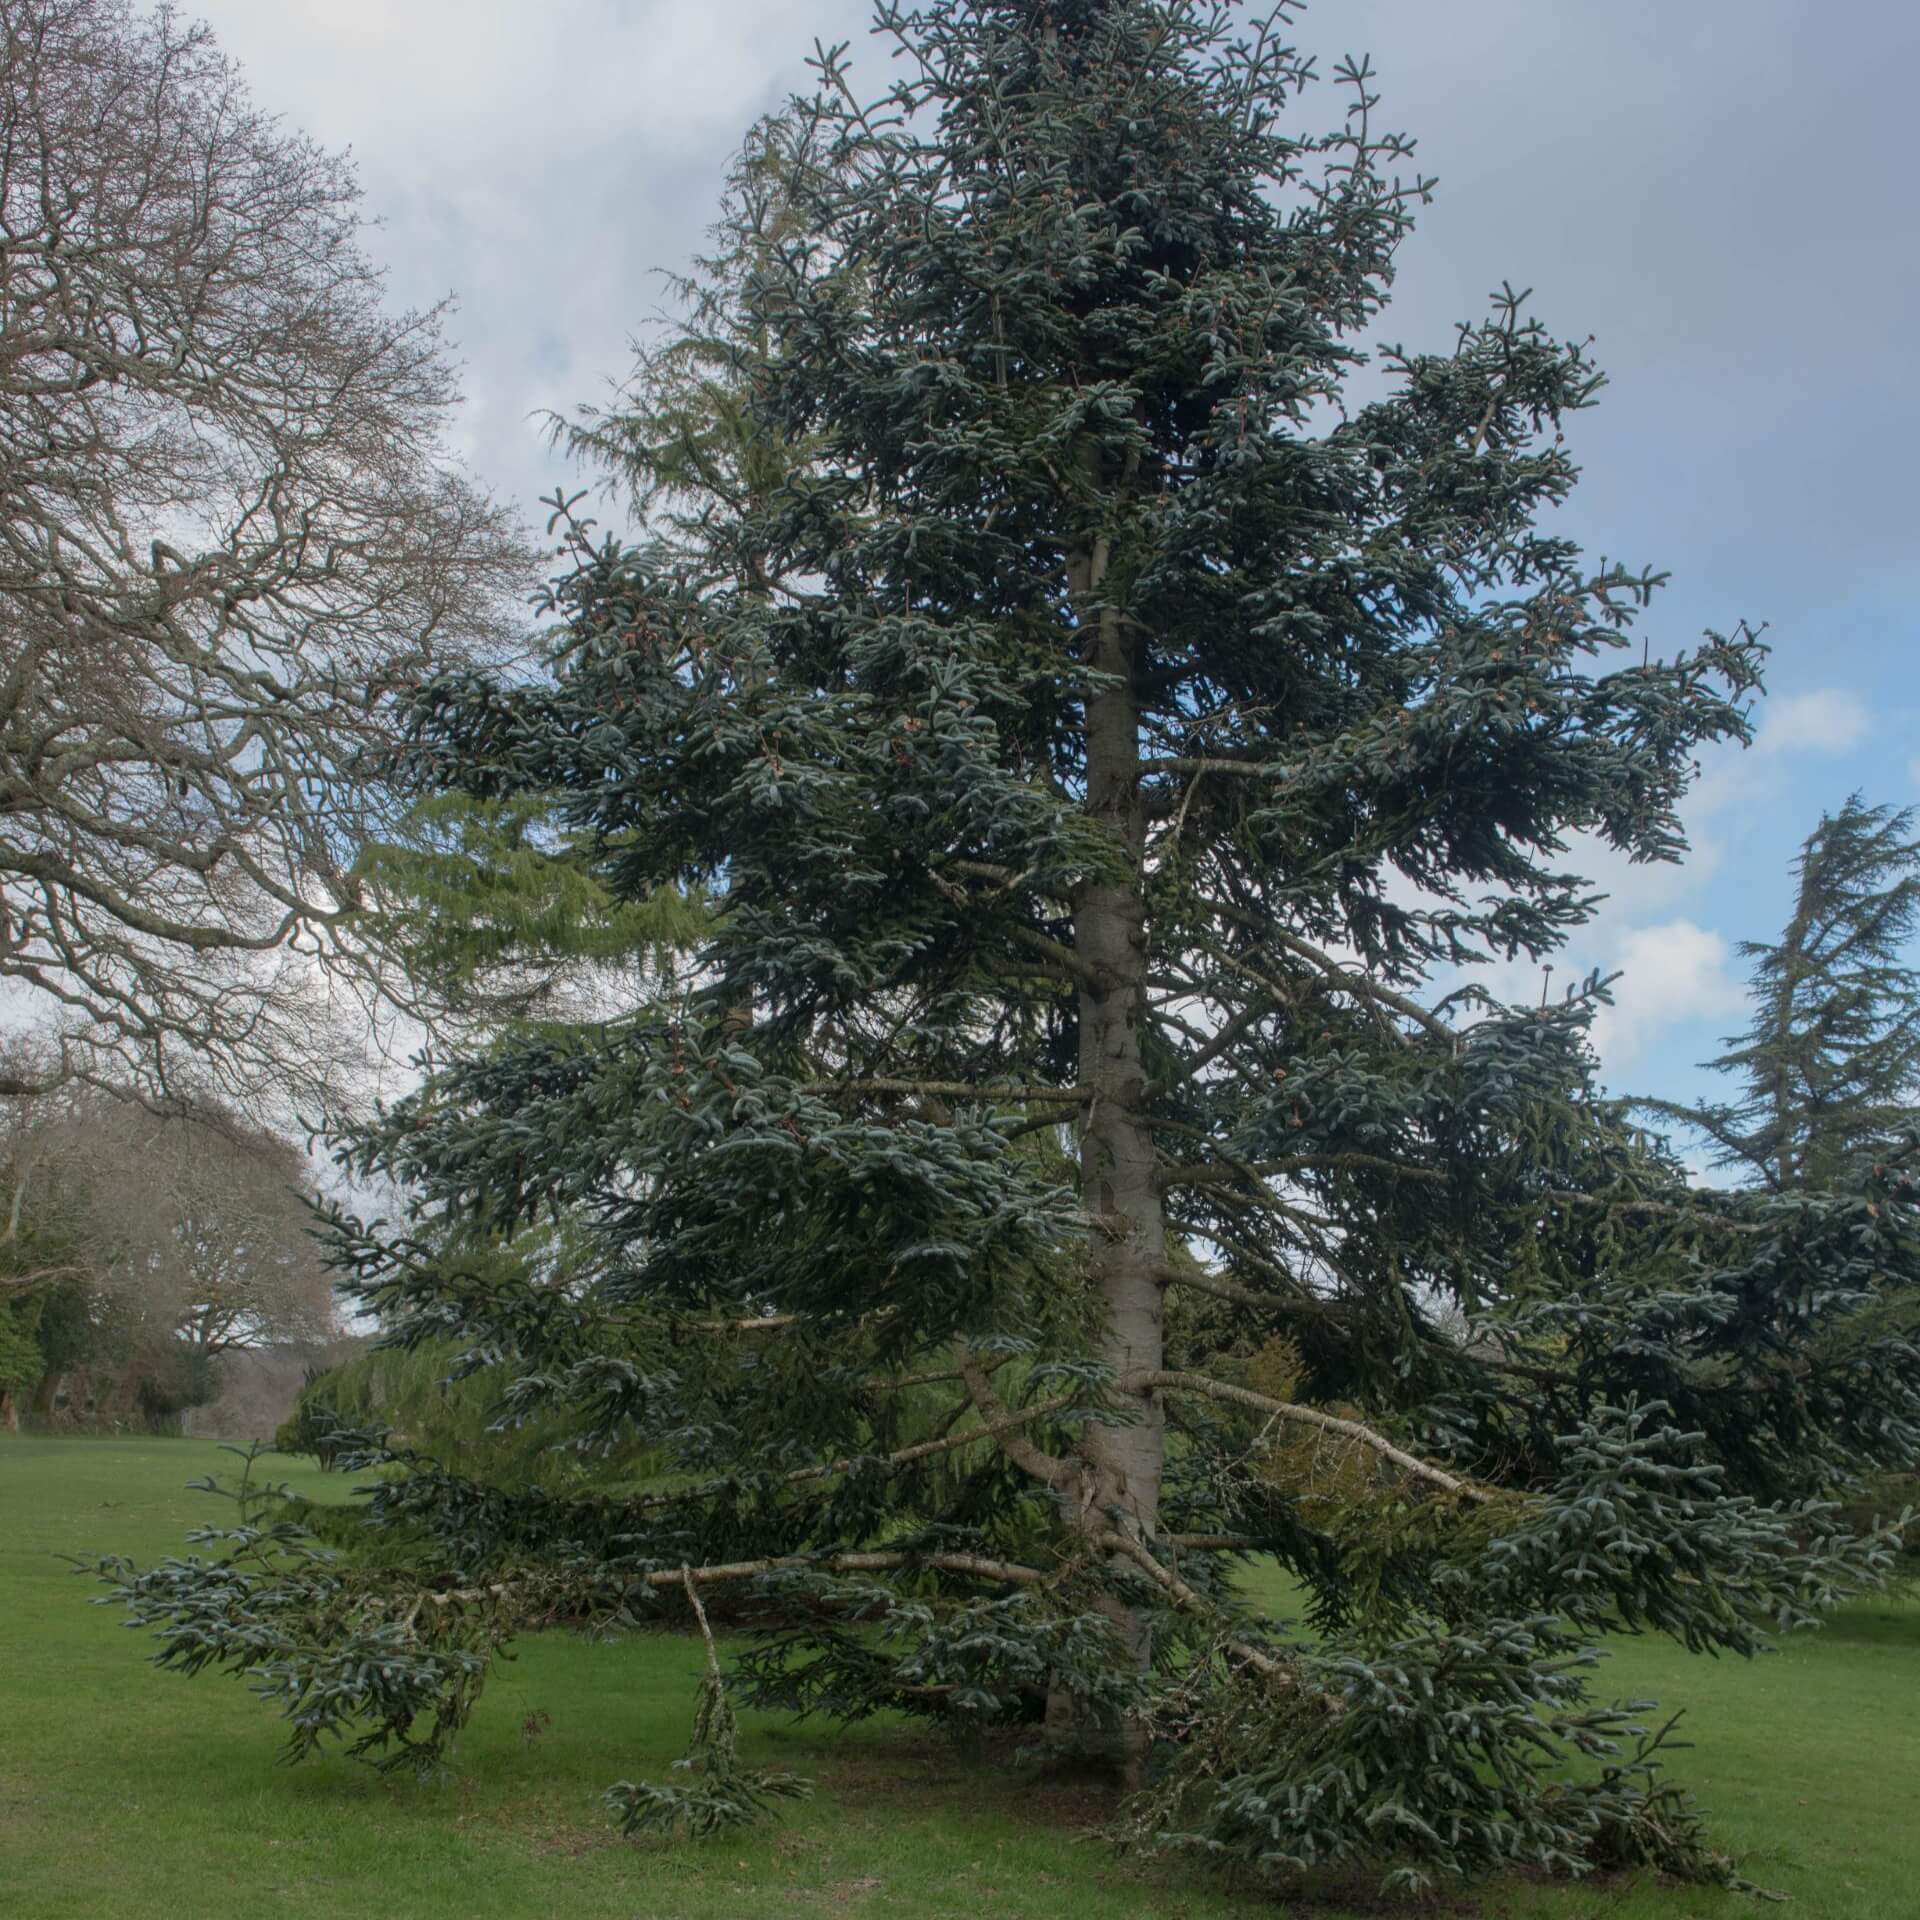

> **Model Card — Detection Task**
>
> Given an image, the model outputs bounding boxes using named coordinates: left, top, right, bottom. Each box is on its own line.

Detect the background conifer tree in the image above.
left=98, top=3, right=1920, bottom=1895
left=1644, top=795, right=1919, bottom=1189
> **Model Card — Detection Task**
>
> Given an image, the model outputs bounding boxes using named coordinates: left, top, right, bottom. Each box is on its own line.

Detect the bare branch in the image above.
left=0, top=0, right=533, bottom=1113
left=959, top=1356, right=1081, bottom=1494
left=1130, top=1369, right=1490, bottom=1503
left=417, top=1547, right=1050, bottom=1616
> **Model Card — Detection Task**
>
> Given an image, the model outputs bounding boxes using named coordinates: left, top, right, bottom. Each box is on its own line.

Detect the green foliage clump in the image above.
left=1124, top=1651, right=1744, bottom=1896
left=86, top=1447, right=504, bottom=1776
left=276, top=1337, right=665, bottom=1493
left=274, top=1366, right=350, bottom=1469
left=355, top=793, right=712, bottom=1022
left=605, top=1575, right=812, bottom=1841
left=0, top=1159, right=93, bottom=1406
left=0, top=1301, right=42, bottom=1395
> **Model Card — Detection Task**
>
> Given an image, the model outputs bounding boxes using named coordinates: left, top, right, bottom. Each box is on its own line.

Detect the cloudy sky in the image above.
left=192, top=0, right=1918, bottom=1123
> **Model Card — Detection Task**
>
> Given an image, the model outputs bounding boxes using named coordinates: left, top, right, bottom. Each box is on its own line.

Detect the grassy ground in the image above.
left=1, top=1437, right=1914, bottom=1920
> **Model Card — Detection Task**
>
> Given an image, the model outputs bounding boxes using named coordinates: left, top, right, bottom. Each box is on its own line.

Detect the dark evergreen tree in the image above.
left=1644, top=795, right=1920, bottom=1189
left=96, top=3, right=1920, bottom=1895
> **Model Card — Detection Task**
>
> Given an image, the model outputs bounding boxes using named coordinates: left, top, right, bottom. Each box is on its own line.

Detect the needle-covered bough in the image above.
left=92, top=1, right=1918, bottom=1896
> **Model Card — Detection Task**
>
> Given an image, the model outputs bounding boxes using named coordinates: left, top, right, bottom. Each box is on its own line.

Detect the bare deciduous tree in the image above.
left=0, top=0, right=532, bottom=1110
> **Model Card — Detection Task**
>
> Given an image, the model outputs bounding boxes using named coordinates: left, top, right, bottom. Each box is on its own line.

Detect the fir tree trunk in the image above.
left=1070, top=484, right=1165, bottom=1778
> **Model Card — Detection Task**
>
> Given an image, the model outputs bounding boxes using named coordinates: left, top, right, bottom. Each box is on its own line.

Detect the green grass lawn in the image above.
left=2, top=1437, right=1914, bottom=1919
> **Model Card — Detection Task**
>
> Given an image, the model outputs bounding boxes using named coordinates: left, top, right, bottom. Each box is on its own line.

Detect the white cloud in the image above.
left=197, top=2, right=823, bottom=166
left=1755, top=688, right=1871, bottom=757
left=190, top=0, right=873, bottom=530
left=1588, top=919, right=1744, bottom=1073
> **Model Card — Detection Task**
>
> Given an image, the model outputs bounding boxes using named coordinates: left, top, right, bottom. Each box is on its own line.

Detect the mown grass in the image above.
left=1, top=1436, right=1914, bottom=1919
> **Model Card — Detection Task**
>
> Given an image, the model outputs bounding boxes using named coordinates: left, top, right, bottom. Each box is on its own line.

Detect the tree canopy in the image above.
left=0, top=0, right=529, bottom=1112
left=94, top=1, right=1918, bottom=1898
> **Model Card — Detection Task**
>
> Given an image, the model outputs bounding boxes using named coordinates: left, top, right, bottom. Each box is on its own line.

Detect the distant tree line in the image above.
left=0, top=1085, right=340, bottom=1431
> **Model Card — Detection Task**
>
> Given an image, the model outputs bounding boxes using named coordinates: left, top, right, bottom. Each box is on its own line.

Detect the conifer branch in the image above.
left=1148, top=993, right=1285, bottom=1093
left=806, top=1078, right=1091, bottom=1106
left=1157, top=1262, right=1315, bottom=1315
left=1090, top=1528, right=1299, bottom=1685
left=413, top=1548, right=1051, bottom=1615
left=1129, top=1370, right=1490, bottom=1503
left=958, top=1357, right=1081, bottom=1496
left=620, top=1388, right=1083, bottom=1516
left=1537, top=1188, right=1774, bottom=1235
left=1006, top=923, right=1107, bottom=994
left=1159, top=1153, right=1446, bottom=1190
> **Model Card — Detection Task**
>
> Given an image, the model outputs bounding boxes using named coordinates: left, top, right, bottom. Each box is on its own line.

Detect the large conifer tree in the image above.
left=99, top=3, right=1920, bottom=1894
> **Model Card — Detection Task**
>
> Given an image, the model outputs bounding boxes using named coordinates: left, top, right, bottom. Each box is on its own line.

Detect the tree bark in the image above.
left=1068, top=461, right=1165, bottom=1782
left=106, top=1363, right=145, bottom=1424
